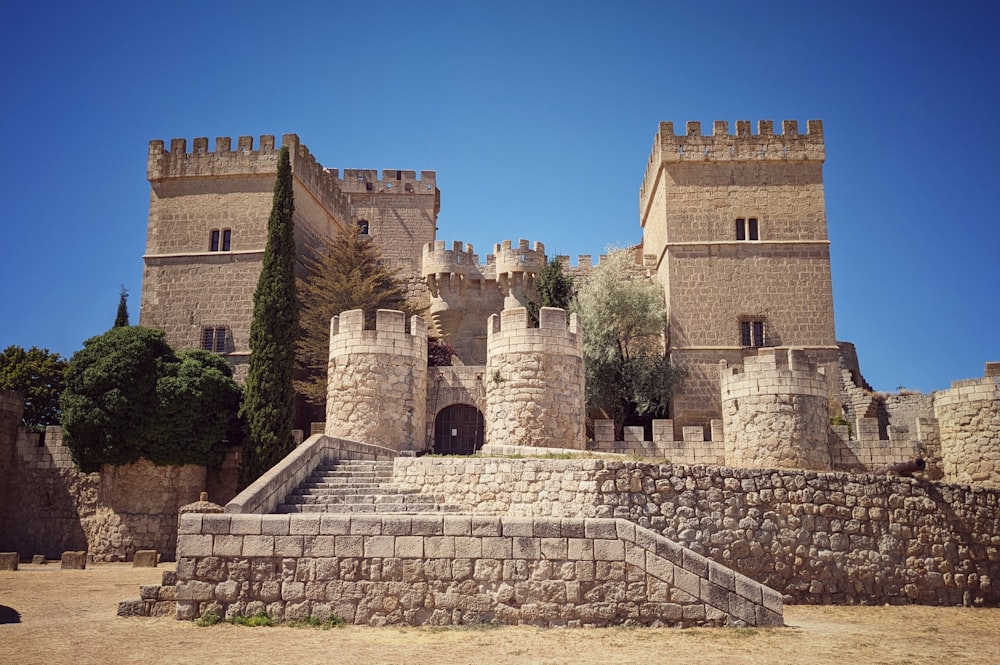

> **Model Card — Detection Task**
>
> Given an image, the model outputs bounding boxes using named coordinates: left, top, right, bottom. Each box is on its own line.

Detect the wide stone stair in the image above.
left=274, top=460, right=460, bottom=514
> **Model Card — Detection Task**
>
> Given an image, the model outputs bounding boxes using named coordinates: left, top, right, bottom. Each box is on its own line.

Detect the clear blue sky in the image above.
left=1, top=1, right=996, bottom=394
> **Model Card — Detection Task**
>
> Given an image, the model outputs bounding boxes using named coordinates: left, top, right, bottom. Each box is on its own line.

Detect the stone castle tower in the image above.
left=639, top=120, right=838, bottom=433
left=139, top=134, right=439, bottom=380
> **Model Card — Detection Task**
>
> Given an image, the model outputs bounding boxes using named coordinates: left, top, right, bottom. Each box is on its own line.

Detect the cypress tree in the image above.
left=239, top=146, right=298, bottom=487
left=114, top=285, right=129, bottom=327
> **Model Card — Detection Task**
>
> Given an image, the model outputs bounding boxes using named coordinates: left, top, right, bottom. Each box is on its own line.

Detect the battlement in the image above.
left=935, top=366, right=1000, bottom=408
left=640, top=119, right=826, bottom=215
left=333, top=168, right=437, bottom=194
left=491, top=238, right=547, bottom=275
left=147, top=134, right=282, bottom=180
left=487, top=307, right=582, bottom=351
left=422, top=240, right=484, bottom=278
left=720, top=348, right=828, bottom=399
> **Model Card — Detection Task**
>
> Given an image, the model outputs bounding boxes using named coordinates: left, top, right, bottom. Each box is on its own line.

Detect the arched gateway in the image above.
left=433, top=404, right=484, bottom=455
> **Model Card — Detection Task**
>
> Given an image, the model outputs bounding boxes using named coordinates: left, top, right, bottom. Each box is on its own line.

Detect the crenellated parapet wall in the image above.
left=934, top=366, right=1000, bottom=485
left=334, top=168, right=436, bottom=194
left=326, top=309, right=428, bottom=452
left=720, top=348, right=832, bottom=470
left=639, top=119, right=826, bottom=241
left=485, top=307, right=585, bottom=449
left=147, top=134, right=281, bottom=180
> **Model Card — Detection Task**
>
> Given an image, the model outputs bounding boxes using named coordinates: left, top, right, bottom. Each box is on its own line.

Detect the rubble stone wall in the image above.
left=394, top=457, right=1000, bottom=606
left=935, top=375, right=1000, bottom=485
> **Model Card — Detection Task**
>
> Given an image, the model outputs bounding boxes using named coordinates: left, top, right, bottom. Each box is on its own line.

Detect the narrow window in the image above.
left=752, top=320, right=765, bottom=347
left=365, top=181, right=373, bottom=192
left=396, top=170, right=402, bottom=181
left=740, top=321, right=752, bottom=347
left=357, top=220, right=369, bottom=235
left=735, top=218, right=746, bottom=241
left=748, top=217, right=759, bottom=241
left=201, top=326, right=228, bottom=353
left=221, top=229, right=232, bottom=251
left=210, top=229, right=220, bottom=252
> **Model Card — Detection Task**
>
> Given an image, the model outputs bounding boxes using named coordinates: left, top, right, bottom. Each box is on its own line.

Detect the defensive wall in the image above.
left=393, top=456, right=1000, bottom=607
left=0, top=389, right=238, bottom=562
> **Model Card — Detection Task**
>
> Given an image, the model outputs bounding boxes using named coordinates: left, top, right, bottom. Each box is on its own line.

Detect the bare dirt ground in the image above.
left=2, top=563, right=999, bottom=665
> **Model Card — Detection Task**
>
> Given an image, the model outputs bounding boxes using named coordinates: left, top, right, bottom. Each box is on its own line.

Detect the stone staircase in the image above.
left=274, top=460, right=459, bottom=514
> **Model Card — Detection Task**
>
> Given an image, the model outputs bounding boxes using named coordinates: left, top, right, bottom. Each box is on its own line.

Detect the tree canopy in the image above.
left=59, top=327, right=241, bottom=473
left=295, top=224, right=418, bottom=405
left=572, top=249, right=684, bottom=438
left=0, top=345, right=68, bottom=431
left=527, top=257, right=575, bottom=324
left=239, top=146, right=299, bottom=487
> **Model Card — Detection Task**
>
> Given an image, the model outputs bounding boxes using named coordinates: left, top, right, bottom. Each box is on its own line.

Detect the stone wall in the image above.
left=326, top=309, right=427, bottom=452
left=174, top=512, right=781, bottom=627
left=394, top=457, right=1000, bottom=606
left=485, top=307, right=585, bottom=449
left=935, top=373, right=1000, bottom=485
left=721, top=349, right=832, bottom=470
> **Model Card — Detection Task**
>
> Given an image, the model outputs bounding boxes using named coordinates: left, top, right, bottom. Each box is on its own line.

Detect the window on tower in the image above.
left=736, top=218, right=759, bottom=241
left=201, top=326, right=229, bottom=353
left=209, top=229, right=232, bottom=251
left=357, top=220, right=370, bottom=235
left=739, top=319, right=767, bottom=348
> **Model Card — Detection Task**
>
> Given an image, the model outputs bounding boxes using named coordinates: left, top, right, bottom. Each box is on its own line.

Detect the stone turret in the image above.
left=720, top=348, right=831, bottom=470
left=326, top=309, right=428, bottom=452
left=485, top=307, right=585, bottom=449
left=934, top=364, right=1000, bottom=485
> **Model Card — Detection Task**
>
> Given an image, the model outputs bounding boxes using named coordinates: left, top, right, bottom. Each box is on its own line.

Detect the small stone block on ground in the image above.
left=31, top=555, right=46, bottom=565
left=133, top=550, right=159, bottom=567
left=61, top=551, right=87, bottom=569
left=0, top=552, right=18, bottom=570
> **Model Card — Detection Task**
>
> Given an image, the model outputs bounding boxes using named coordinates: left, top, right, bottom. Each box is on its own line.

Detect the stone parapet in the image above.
left=174, top=512, right=781, bottom=627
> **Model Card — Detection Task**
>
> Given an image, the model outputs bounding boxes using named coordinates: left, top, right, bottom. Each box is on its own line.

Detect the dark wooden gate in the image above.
left=433, top=404, right=485, bottom=455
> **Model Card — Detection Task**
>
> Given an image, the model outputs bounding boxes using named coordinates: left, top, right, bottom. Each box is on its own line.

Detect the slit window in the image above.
left=357, top=220, right=369, bottom=235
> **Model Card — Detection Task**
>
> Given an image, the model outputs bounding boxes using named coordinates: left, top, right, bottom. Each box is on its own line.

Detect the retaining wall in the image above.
left=394, top=457, right=1000, bottom=606
left=174, top=512, right=781, bottom=627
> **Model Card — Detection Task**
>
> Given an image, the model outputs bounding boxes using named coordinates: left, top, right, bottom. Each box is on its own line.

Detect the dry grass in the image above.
left=2, top=563, right=999, bottom=665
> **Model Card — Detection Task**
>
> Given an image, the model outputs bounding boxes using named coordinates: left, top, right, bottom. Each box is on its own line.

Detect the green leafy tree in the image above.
left=572, top=249, right=684, bottom=439
left=59, top=327, right=241, bottom=473
left=114, top=285, right=129, bottom=327
left=295, top=225, right=417, bottom=405
left=527, top=257, right=575, bottom=324
left=239, top=146, right=299, bottom=487
left=0, top=345, right=68, bottom=431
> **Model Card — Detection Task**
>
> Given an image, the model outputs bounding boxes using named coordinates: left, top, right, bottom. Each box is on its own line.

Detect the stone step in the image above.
left=274, top=503, right=461, bottom=514
left=283, top=492, right=440, bottom=505
left=289, top=486, right=421, bottom=495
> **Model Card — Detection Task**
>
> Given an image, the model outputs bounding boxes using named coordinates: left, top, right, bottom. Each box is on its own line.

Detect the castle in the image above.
left=138, top=121, right=999, bottom=482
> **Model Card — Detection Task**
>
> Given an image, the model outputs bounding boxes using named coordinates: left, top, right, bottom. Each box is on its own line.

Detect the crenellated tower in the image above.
left=139, top=134, right=438, bottom=382
left=640, top=120, right=838, bottom=434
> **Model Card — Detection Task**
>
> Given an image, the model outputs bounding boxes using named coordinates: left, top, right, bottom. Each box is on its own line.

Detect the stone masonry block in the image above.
left=584, top=519, right=618, bottom=540
left=201, top=514, right=232, bottom=534
left=594, top=539, right=625, bottom=561
left=540, top=538, right=568, bottom=559
left=501, top=518, right=534, bottom=537
left=320, top=514, right=352, bottom=535
left=261, top=515, right=291, bottom=536
left=381, top=515, right=412, bottom=536
left=756, top=606, right=784, bottom=627
left=708, top=560, right=735, bottom=592
left=615, top=520, right=636, bottom=543
left=411, top=515, right=444, bottom=535
left=655, top=538, right=684, bottom=566
left=682, top=548, right=709, bottom=578
left=395, top=536, right=424, bottom=558
left=443, top=515, right=472, bottom=536
left=512, top=537, right=541, bottom=559
left=364, top=536, right=396, bottom=558
left=304, top=536, right=337, bottom=557
left=350, top=515, right=383, bottom=535
left=242, top=535, right=275, bottom=557
left=625, top=542, right=645, bottom=569
left=230, top=514, right=263, bottom=535
left=645, top=553, right=674, bottom=583
left=177, top=535, right=213, bottom=558
left=567, top=538, right=593, bottom=560
left=212, top=535, right=243, bottom=557
left=729, top=592, right=757, bottom=625
left=762, top=585, right=783, bottom=614
left=481, top=537, right=513, bottom=559
left=533, top=517, right=562, bottom=538
left=274, top=536, right=304, bottom=557
left=290, top=514, right=321, bottom=535
left=672, top=566, right=700, bottom=598
left=425, top=536, right=456, bottom=558
left=0, top=553, right=19, bottom=570
left=471, top=516, right=501, bottom=537
left=177, top=514, right=203, bottom=535
left=700, top=579, right=730, bottom=614
left=334, top=535, right=363, bottom=557
left=735, top=573, right=763, bottom=605
left=454, top=537, right=483, bottom=559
